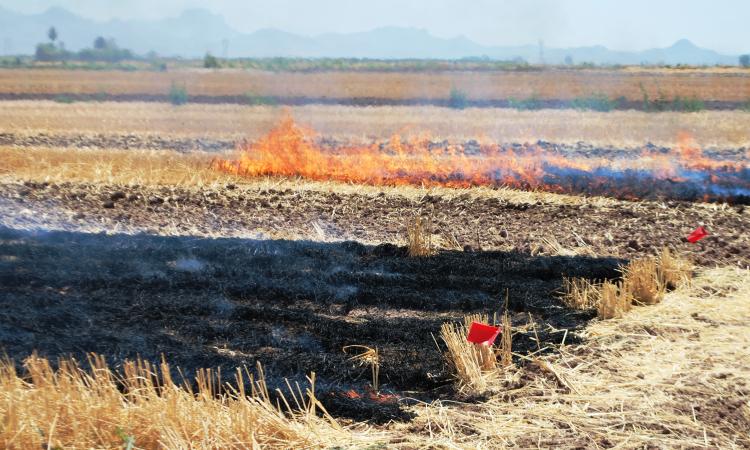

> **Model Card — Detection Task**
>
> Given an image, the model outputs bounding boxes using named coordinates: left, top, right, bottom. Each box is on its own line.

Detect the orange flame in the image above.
left=214, top=117, right=749, bottom=202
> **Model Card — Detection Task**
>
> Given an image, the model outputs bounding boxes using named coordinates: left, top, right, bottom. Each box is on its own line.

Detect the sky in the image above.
left=1, top=0, right=748, bottom=54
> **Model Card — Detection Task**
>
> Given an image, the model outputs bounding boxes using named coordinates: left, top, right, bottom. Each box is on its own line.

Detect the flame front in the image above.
left=214, top=116, right=750, bottom=203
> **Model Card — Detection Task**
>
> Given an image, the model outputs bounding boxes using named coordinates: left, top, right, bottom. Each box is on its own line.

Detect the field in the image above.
left=2, top=101, right=750, bottom=148
left=1, top=68, right=749, bottom=107
left=1, top=66, right=749, bottom=448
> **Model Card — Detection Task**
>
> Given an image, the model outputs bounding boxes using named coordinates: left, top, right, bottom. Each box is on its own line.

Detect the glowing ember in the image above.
left=214, top=116, right=750, bottom=202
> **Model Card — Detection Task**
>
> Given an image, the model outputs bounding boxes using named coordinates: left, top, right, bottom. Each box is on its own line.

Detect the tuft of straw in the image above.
left=407, top=215, right=433, bottom=257
left=440, top=314, right=504, bottom=394
left=597, top=280, right=633, bottom=319
left=537, top=235, right=597, bottom=257
left=623, top=257, right=665, bottom=305
left=343, top=345, right=380, bottom=392
left=561, top=251, right=693, bottom=320
left=560, top=277, right=601, bottom=310
left=657, top=246, right=693, bottom=290
left=0, top=354, right=357, bottom=449
left=499, top=311, right=513, bottom=368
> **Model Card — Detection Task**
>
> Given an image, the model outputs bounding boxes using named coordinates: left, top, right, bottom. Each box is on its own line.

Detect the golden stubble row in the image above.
left=0, top=68, right=749, bottom=100
left=2, top=101, right=749, bottom=148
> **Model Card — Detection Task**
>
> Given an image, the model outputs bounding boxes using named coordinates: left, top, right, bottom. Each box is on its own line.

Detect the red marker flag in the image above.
left=467, top=322, right=502, bottom=346
left=686, top=226, right=708, bottom=243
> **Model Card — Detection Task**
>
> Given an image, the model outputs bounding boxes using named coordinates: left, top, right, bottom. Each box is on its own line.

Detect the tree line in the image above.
left=35, top=26, right=133, bottom=62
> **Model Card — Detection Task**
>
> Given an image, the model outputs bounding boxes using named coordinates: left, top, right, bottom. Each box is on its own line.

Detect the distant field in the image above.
left=1, top=101, right=749, bottom=148
left=0, top=68, right=749, bottom=104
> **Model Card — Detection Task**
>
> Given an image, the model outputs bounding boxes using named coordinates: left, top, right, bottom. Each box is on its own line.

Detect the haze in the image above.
left=2, top=0, right=749, bottom=54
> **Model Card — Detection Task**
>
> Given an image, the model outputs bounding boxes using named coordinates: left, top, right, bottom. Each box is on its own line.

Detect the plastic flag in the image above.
left=686, top=226, right=708, bottom=243
left=466, top=322, right=502, bottom=345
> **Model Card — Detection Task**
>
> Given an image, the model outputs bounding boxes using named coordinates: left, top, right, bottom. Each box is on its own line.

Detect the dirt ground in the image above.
left=0, top=224, right=616, bottom=421
left=0, top=177, right=748, bottom=422
left=3, top=131, right=749, bottom=161
left=2, top=180, right=747, bottom=267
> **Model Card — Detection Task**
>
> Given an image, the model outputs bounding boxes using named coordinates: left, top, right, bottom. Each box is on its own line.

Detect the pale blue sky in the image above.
left=1, top=0, right=748, bottom=53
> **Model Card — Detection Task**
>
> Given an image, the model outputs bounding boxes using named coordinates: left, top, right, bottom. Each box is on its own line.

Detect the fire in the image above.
left=214, top=116, right=750, bottom=203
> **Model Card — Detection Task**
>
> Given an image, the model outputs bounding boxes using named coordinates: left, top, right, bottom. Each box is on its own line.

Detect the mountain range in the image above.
left=0, top=6, right=740, bottom=65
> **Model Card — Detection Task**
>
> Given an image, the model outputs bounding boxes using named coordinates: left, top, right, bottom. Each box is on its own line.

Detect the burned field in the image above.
left=1, top=94, right=749, bottom=446
left=1, top=179, right=748, bottom=268
left=0, top=223, right=619, bottom=421
left=1, top=167, right=749, bottom=421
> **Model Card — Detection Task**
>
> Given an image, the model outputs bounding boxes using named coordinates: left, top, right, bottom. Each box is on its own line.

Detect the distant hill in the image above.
left=0, top=6, right=740, bottom=65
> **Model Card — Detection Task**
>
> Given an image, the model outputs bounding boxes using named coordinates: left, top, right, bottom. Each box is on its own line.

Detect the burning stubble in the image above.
left=215, top=116, right=750, bottom=203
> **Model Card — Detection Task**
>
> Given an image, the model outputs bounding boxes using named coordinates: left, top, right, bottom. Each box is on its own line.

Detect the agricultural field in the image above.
left=1, top=64, right=749, bottom=449
left=2, top=101, right=750, bottom=148
left=0, top=67, right=750, bottom=108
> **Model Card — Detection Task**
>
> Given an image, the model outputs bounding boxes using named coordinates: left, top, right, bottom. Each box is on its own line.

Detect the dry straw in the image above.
left=439, top=313, right=513, bottom=394
left=406, top=215, right=433, bottom=257
left=405, top=267, right=750, bottom=448
left=658, top=246, right=694, bottom=290
left=623, top=257, right=665, bottom=305
left=0, top=354, right=357, bottom=449
left=597, top=280, right=633, bottom=319
left=538, top=235, right=596, bottom=257
left=561, top=248, right=693, bottom=319
left=560, top=276, right=601, bottom=310
left=343, top=345, right=380, bottom=392
left=499, top=311, right=513, bottom=368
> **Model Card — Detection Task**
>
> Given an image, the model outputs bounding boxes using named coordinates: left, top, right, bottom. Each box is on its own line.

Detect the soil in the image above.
left=2, top=181, right=747, bottom=267
left=0, top=132, right=235, bottom=153
left=5, top=132, right=747, bottom=163
left=1, top=180, right=748, bottom=422
left=1, top=92, right=749, bottom=111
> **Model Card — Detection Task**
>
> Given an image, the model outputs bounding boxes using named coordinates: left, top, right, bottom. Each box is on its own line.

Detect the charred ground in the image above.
left=0, top=224, right=619, bottom=421
left=1, top=178, right=748, bottom=421
left=1, top=180, right=747, bottom=267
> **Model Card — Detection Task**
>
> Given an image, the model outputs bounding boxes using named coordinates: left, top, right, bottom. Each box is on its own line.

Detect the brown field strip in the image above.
left=2, top=146, right=747, bottom=267
left=2, top=101, right=750, bottom=148
left=0, top=68, right=749, bottom=101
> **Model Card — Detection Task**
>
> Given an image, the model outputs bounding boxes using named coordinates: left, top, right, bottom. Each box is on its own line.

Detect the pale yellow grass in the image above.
left=597, top=280, right=633, bottom=319
left=0, top=146, right=235, bottom=187
left=1, top=68, right=749, bottom=101
left=1, top=101, right=750, bottom=148
left=623, top=257, right=666, bottom=305
left=393, top=267, right=750, bottom=448
left=561, top=250, right=693, bottom=318
left=0, top=355, right=362, bottom=449
left=659, top=246, right=694, bottom=289
left=536, top=235, right=597, bottom=257
left=560, top=277, right=601, bottom=310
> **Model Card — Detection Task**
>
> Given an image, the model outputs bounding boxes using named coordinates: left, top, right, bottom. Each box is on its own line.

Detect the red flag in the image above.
left=686, top=226, right=708, bottom=243
left=467, top=322, right=501, bottom=346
